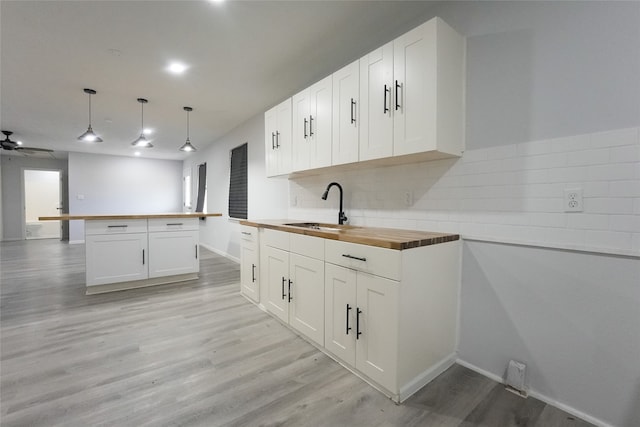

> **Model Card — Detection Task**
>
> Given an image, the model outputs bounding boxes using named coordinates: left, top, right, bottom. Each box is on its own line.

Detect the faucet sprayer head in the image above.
left=321, top=190, right=329, bottom=200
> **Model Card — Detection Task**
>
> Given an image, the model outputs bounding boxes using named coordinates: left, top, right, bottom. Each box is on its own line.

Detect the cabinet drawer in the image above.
left=263, top=229, right=290, bottom=251
left=240, top=225, right=258, bottom=244
left=325, top=240, right=401, bottom=281
left=290, top=232, right=324, bottom=260
left=148, top=218, right=198, bottom=232
left=85, top=219, right=148, bottom=235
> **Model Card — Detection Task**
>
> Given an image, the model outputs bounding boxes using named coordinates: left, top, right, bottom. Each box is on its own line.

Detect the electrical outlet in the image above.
left=404, top=191, right=413, bottom=207
left=564, top=188, right=583, bottom=212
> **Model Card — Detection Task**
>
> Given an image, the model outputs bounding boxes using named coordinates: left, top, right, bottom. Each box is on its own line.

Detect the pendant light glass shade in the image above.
left=179, top=106, right=197, bottom=152
left=132, top=98, right=153, bottom=148
left=78, top=88, right=103, bottom=142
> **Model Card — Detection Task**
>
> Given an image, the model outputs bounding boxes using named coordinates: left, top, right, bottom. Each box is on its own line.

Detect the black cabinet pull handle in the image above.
left=275, top=131, right=280, bottom=148
left=241, top=231, right=252, bottom=236
left=166, top=223, right=183, bottom=226
left=383, top=84, right=390, bottom=114
left=342, top=254, right=367, bottom=262
left=288, top=279, right=293, bottom=302
left=350, top=98, right=356, bottom=124
left=142, top=249, right=145, bottom=265
left=395, top=80, right=402, bottom=111
left=356, top=307, right=362, bottom=339
left=271, top=132, right=276, bottom=149
left=303, top=118, right=308, bottom=139
left=309, top=115, right=314, bottom=136
left=195, top=245, right=198, bottom=259
left=346, top=304, right=352, bottom=334
left=252, top=264, right=256, bottom=282
left=107, top=225, right=128, bottom=228
left=281, top=277, right=286, bottom=300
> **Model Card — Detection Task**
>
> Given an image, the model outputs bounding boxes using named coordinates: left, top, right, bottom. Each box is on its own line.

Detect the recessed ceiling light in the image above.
left=134, top=151, right=141, bottom=156
left=167, top=62, right=188, bottom=74
left=209, top=0, right=225, bottom=3
left=143, top=128, right=153, bottom=135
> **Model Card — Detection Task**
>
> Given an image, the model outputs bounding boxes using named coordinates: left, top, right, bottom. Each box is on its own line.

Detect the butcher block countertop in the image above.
left=240, top=219, right=459, bottom=250
left=39, top=213, right=223, bottom=221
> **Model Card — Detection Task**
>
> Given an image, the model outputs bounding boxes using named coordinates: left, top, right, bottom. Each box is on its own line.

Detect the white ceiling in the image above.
left=1, top=0, right=440, bottom=161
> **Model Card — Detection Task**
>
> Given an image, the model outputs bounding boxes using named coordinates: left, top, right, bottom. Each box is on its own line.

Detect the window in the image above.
left=183, top=170, right=192, bottom=211
left=228, top=143, right=248, bottom=219
left=195, top=163, right=207, bottom=213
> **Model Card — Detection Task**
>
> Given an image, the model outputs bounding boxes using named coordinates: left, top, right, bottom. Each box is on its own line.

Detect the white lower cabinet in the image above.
left=262, top=229, right=325, bottom=346
left=148, top=230, right=199, bottom=278
left=240, top=225, right=260, bottom=303
left=85, top=218, right=200, bottom=289
left=325, top=263, right=399, bottom=392
left=86, top=232, right=148, bottom=286
left=247, top=225, right=460, bottom=402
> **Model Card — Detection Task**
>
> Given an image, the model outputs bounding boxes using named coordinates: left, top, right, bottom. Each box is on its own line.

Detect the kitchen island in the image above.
left=40, top=213, right=222, bottom=294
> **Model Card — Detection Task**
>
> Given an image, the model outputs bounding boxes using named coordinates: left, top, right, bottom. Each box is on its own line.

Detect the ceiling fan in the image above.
left=1, top=130, right=53, bottom=154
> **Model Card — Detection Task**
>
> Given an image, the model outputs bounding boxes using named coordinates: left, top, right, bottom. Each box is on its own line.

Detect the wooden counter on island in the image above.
left=39, top=213, right=222, bottom=294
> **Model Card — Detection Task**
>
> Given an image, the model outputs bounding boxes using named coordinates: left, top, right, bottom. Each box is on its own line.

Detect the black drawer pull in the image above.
left=356, top=307, right=362, bottom=339
left=252, top=264, right=256, bottom=282
left=346, top=304, right=352, bottom=335
left=107, top=225, right=128, bottom=228
left=241, top=231, right=252, bottom=236
left=166, top=223, right=183, bottom=226
left=281, top=277, right=286, bottom=300
left=288, top=279, right=293, bottom=302
left=342, top=254, right=367, bottom=262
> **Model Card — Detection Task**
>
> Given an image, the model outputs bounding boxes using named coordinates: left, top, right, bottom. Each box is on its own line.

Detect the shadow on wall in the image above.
left=466, top=28, right=533, bottom=150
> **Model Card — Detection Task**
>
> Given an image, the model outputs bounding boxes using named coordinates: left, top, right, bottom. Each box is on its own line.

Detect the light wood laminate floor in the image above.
left=1, top=239, right=594, bottom=427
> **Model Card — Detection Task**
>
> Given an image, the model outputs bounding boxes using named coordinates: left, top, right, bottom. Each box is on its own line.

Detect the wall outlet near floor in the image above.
left=564, top=188, right=583, bottom=212
left=505, top=359, right=528, bottom=397
left=404, top=191, right=413, bottom=207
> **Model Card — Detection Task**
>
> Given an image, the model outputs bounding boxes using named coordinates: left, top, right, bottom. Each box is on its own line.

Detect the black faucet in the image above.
left=321, top=182, right=348, bottom=225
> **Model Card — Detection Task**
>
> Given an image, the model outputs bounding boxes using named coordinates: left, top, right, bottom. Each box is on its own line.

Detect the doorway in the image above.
left=23, top=169, right=62, bottom=240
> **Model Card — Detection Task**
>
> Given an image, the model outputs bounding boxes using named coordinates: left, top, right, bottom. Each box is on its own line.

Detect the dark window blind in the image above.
left=195, top=163, right=207, bottom=213
left=229, top=143, right=248, bottom=219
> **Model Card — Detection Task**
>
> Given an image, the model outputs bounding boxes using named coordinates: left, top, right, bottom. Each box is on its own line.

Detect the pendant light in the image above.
left=131, top=98, right=153, bottom=148
left=179, top=106, right=197, bottom=152
left=78, top=88, right=103, bottom=142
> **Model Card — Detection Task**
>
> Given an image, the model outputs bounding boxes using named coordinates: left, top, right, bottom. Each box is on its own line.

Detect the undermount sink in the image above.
left=284, top=222, right=348, bottom=232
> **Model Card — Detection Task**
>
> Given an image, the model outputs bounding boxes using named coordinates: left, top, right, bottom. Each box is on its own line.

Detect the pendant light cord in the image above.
left=186, top=109, right=190, bottom=139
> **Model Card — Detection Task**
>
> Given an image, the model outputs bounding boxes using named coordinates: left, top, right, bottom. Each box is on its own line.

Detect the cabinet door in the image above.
left=265, top=106, right=278, bottom=177
left=275, top=98, right=292, bottom=175
left=355, top=272, right=399, bottom=392
left=393, top=19, right=437, bottom=156
left=332, top=60, right=359, bottom=166
left=86, top=233, right=148, bottom=286
left=324, top=263, right=357, bottom=366
left=264, top=246, right=290, bottom=323
left=291, top=89, right=310, bottom=171
left=359, top=41, right=394, bottom=161
left=308, top=75, right=332, bottom=169
left=289, top=253, right=325, bottom=346
left=148, top=230, right=199, bottom=278
left=240, top=229, right=260, bottom=303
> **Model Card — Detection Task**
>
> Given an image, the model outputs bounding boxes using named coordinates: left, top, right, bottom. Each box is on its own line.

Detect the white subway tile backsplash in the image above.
left=609, top=145, right=640, bottom=163
left=287, top=127, right=639, bottom=255
left=590, top=127, right=639, bottom=148
left=566, top=148, right=610, bottom=166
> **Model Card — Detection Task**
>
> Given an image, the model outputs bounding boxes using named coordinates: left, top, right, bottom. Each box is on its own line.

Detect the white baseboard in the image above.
left=69, top=239, right=85, bottom=245
left=455, top=359, right=612, bottom=427
left=199, top=242, right=239, bottom=263
left=399, top=353, right=457, bottom=402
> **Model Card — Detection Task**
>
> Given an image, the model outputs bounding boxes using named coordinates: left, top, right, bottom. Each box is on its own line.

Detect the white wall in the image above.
left=183, top=112, right=288, bottom=261
left=68, top=152, right=182, bottom=242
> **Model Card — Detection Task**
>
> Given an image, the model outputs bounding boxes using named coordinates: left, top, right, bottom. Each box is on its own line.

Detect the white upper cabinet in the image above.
left=359, top=41, right=394, bottom=162
left=393, top=17, right=465, bottom=157
left=332, top=59, right=360, bottom=166
left=265, top=98, right=292, bottom=177
left=265, top=16, right=464, bottom=176
left=292, top=75, right=332, bottom=171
